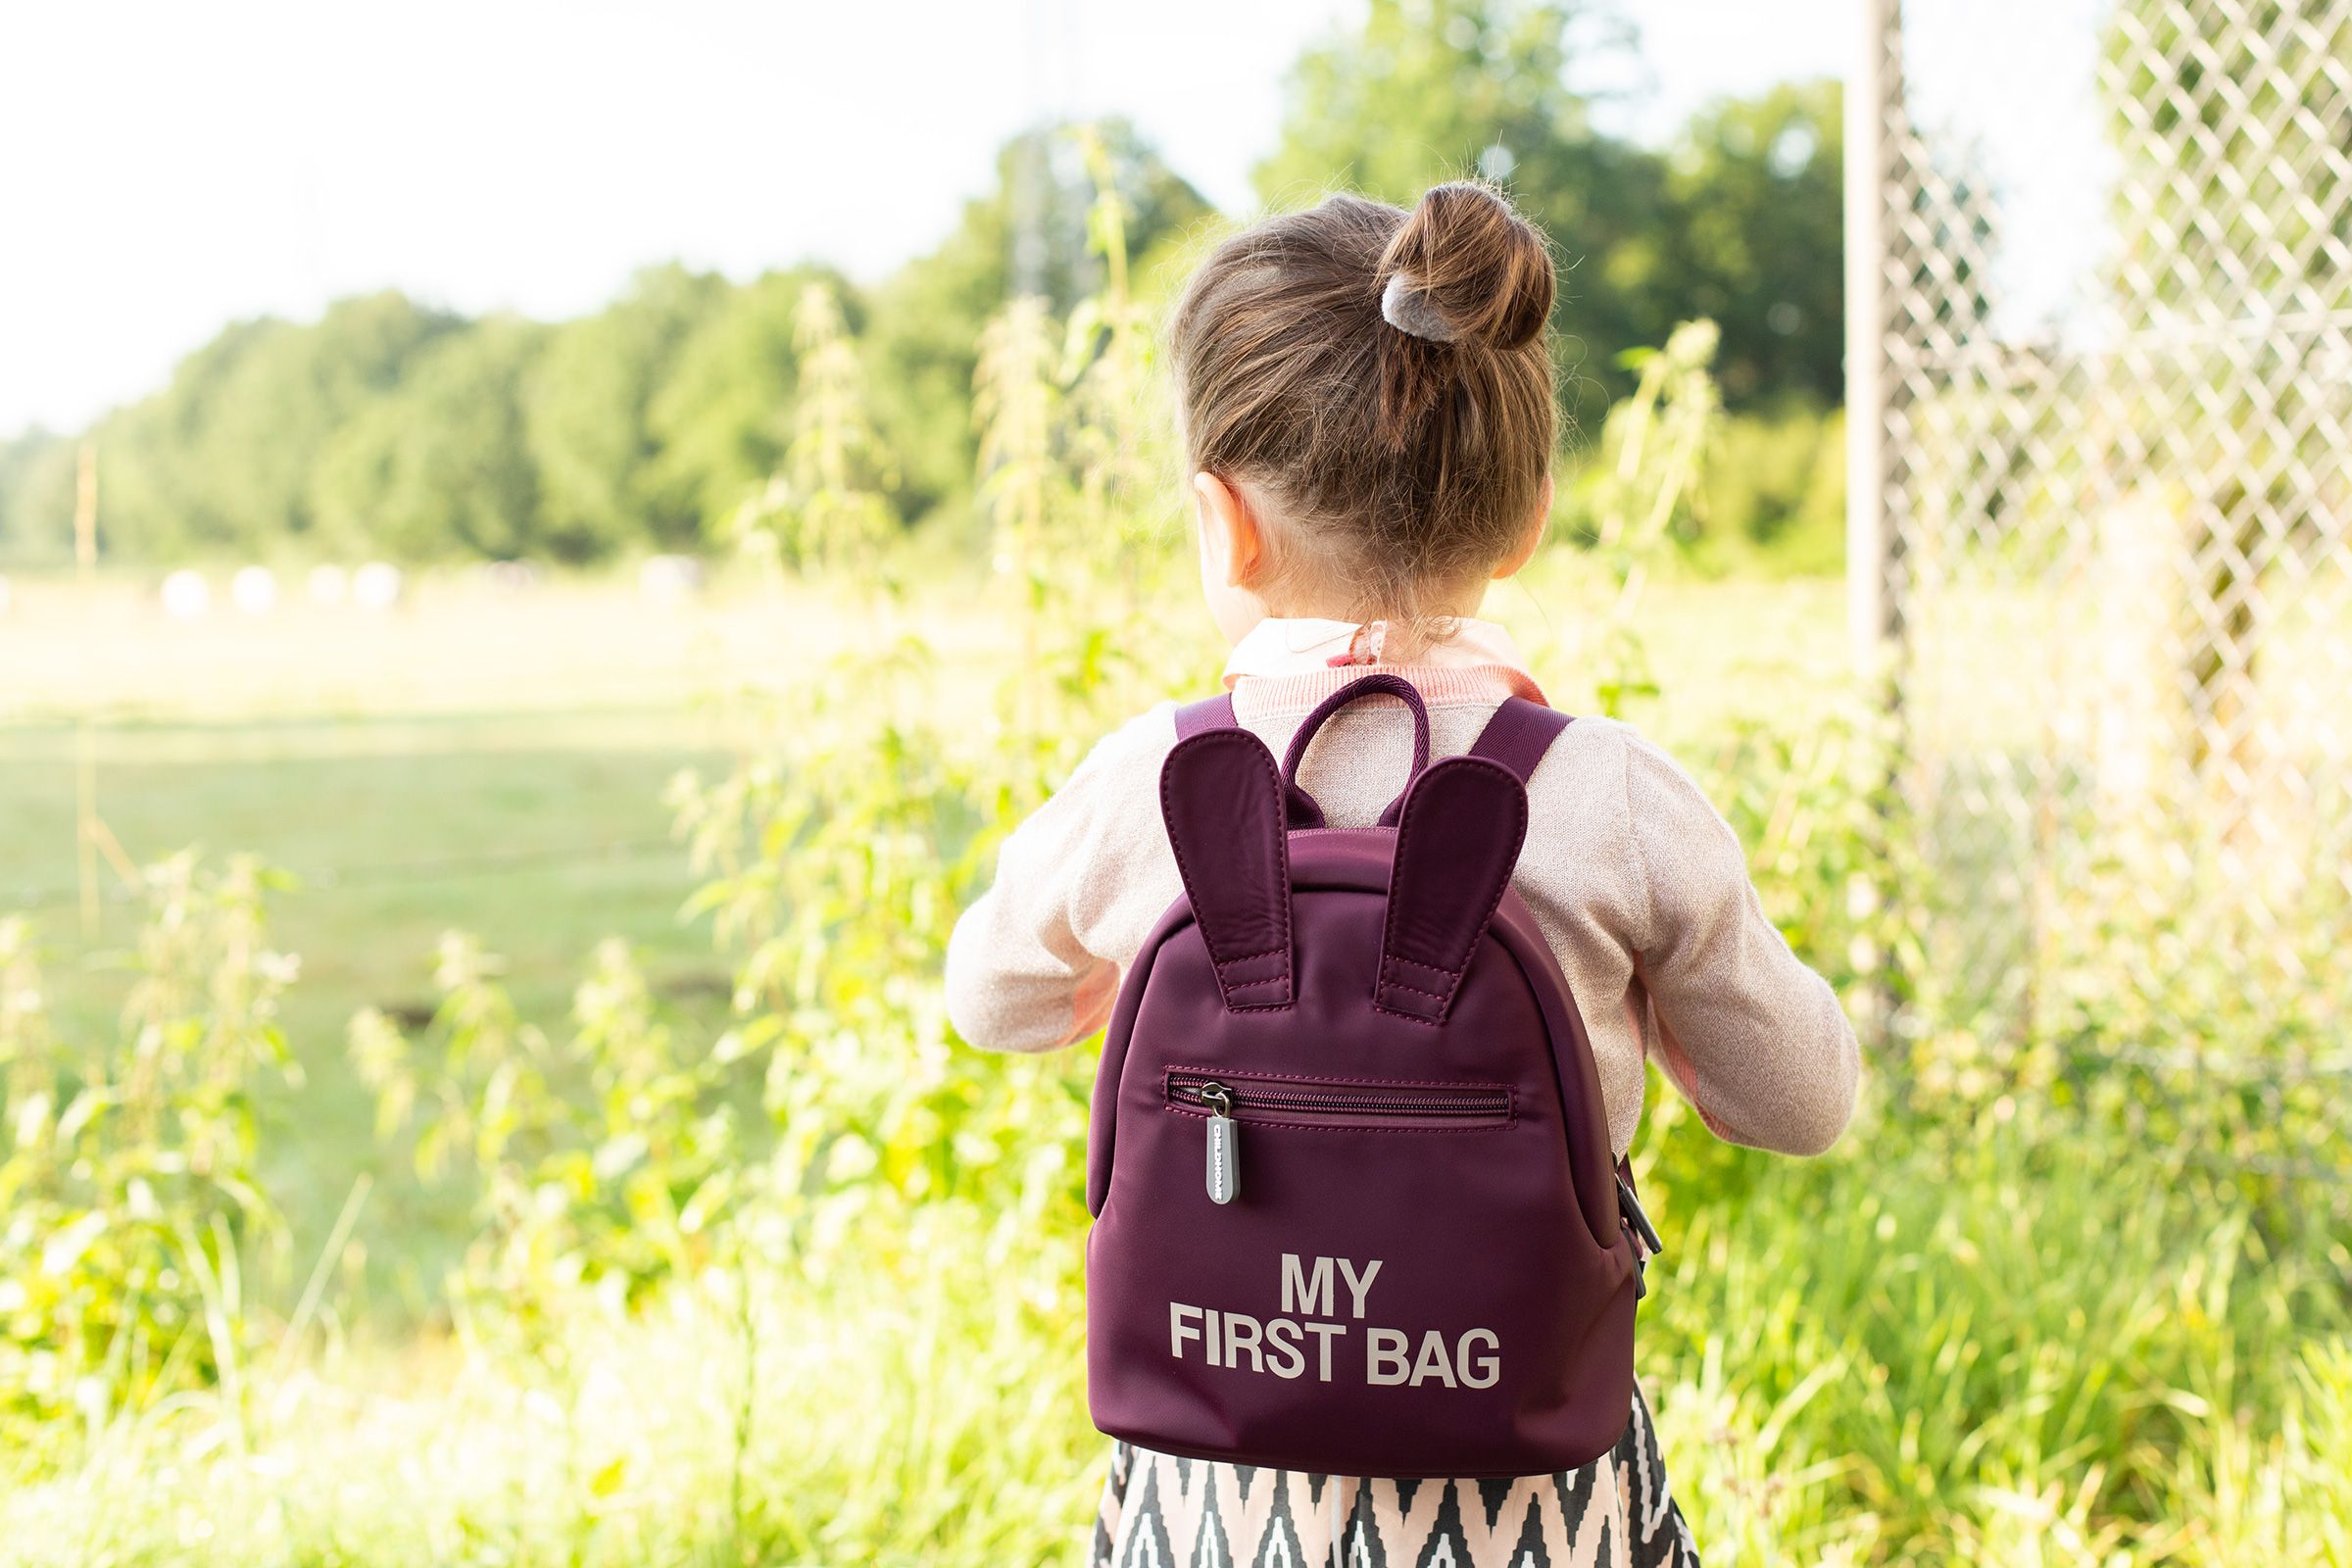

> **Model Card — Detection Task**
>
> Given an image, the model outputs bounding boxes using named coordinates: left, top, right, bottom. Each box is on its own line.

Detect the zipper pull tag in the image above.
left=1199, top=1083, right=1240, bottom=1204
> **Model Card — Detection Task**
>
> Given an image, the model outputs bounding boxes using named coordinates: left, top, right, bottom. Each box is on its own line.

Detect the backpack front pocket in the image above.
left=1165, top=1068, right=1513, bottom=1203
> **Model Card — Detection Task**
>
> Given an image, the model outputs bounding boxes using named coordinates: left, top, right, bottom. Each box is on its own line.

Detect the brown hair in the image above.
left=1170, top=181, right=1558, bottom=627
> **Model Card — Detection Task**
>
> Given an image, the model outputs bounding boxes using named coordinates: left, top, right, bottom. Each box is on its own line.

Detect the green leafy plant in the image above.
left=1559, top=318, right=1724, bottom=713
left=352, top=932, right=747, bottom=1354
left=0, top=856, right=296, bottom=1461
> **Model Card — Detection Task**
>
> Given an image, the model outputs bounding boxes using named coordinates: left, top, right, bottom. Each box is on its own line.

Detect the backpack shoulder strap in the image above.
left=1466, top=696, right=1573, bottom=783
left=1173, top=691, right=1237, bottom=739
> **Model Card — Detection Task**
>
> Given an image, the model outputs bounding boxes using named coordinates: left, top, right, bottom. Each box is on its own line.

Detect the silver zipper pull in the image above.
left=1199, top=1082, right=1239, bottom=1204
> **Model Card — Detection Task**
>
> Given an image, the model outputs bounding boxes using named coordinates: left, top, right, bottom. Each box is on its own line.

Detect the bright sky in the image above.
left=0, top=0, right=1849, bottom=436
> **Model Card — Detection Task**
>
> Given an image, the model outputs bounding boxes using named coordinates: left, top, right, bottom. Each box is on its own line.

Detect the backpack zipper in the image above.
left=1169, top=1077, right=1512, bottom=1120
left=1166, top=1072, right=1512, bottom=1203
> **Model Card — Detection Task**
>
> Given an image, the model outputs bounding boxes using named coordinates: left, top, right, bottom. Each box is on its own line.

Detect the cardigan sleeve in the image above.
left=944, top=707, right=1178, bottom=1054
left=1621, top=732, right=1860, bottom=1155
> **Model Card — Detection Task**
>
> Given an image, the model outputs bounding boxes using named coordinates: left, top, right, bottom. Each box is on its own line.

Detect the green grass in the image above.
left=0, top=708, right=729, bottom=1305
left=0, top=567, right=1853, bottom=1313
left=0, top=566, right=1853, bottom=1044
left=1, top=570, right=2345, bottom=1564
left=4, top=1118, right=2346, bottom=1567
left=37, top=567, right=2333, bottom=1566
left=1, top=710, right=724, bottom=1033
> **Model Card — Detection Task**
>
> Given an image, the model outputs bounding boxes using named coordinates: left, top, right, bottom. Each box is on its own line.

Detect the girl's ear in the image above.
left=1193, top=471, right=1263, bottom=589
left=1493, top=473, right=1553, bottom=581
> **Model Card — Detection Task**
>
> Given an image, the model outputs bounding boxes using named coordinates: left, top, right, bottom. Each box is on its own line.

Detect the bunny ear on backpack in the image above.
left=1159, top=728, right=1296, bottom=1010
left=1375, top=756, right=1530, bottom=1023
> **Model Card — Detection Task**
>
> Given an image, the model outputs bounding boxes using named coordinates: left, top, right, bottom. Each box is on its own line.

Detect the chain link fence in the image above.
left=1846, top=0, right=2352, bottom=1154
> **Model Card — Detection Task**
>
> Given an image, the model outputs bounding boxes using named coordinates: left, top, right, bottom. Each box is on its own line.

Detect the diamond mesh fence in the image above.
left=1849, top=0, right=2352, bottom=1186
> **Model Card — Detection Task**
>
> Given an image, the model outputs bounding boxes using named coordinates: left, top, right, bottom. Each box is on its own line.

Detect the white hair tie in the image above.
left=1380, top=272, right=1460, bottom=343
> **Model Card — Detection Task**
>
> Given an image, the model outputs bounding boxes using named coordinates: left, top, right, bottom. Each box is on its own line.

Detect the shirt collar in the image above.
left=1219, top=616, right=1547, bottom=712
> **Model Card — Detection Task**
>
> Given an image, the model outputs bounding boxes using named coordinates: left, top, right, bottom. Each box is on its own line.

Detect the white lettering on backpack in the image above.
left=1223, top=1311, right=1265, bottom=1373
left=1457, top=1328, right=1500, bottom=1389
left=1264, top=1317, right=1306, bottom=1379
left=1280, top=1253, right=1333, bottom=1316
left=1409, top=1330, right=1458, bottom=1389
left=1170, top=1302, right=1201, bottom=1359
left=1165, top=1255, right=1500, bottom=1394
left=1303, top=1320, right=1345, bottom=1382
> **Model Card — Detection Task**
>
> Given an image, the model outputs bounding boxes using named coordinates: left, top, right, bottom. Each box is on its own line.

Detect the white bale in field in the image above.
left=353, top=561, right=405, bottom=612
left=160, top=568, right=211, bottom=619
left=308, top=563, right=350, bottom=606
left=478, top=559, right=540, bottom=595
left=230, top=564, right=278, bottom=614
left=638, top=554, right=705, bottom=606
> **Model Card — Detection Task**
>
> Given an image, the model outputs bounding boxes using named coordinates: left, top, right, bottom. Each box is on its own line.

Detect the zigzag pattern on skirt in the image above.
left=1091, top=1384, right=1699, bottom=1568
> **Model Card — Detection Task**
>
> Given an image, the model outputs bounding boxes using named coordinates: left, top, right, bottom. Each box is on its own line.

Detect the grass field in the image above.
left=0, top=709, right=724, bottom=1303
left=0, top=565, right=1846, bottom=1305
left=1, top=710, right=722, bottom=1036
left=5, top=564, right=2347, bottom=1564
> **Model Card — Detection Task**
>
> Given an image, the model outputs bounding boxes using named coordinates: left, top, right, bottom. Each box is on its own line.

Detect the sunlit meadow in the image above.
left=2, top=182, right=2346, bottom=1568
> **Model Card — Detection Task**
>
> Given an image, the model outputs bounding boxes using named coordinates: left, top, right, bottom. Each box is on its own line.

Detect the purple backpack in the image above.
left=1084, top=674, right=1660, bottom=1478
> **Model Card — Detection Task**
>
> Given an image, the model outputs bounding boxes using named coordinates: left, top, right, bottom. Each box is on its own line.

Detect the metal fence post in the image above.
left=1844, top=0, right=1898, bottom=680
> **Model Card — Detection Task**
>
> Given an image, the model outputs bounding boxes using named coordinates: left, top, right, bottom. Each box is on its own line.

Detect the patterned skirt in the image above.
left=1090, top=1383, right=1698, bottom=1568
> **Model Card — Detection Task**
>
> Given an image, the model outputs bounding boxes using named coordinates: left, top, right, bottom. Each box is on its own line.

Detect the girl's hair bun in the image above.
left=1375, top=180, right=1555, bottom=351
left=1167, top=184, right=1558, bottom=628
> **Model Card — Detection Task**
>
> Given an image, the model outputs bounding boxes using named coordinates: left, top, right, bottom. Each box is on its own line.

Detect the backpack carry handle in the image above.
left=1279, top=673, right=1431, bottom=828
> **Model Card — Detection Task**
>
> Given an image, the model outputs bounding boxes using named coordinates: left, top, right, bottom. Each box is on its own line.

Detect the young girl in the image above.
left=946, top=182, right=1859, bottom=1568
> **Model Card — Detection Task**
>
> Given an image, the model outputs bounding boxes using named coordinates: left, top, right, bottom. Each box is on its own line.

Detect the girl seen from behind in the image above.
left=947, top=181, right=1860, bottom=1568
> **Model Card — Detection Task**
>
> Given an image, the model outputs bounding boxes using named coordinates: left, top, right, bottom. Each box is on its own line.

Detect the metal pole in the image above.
left=74, top=440, right=100, bottom=940
left=1844, top=0, right=1897, bottom=676
left=1844, top=0, right=1912, bottom=1064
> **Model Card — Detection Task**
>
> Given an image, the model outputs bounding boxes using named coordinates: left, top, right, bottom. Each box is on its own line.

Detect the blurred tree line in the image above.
left=0, top=0, right=1844, bottom=572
